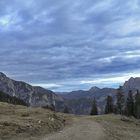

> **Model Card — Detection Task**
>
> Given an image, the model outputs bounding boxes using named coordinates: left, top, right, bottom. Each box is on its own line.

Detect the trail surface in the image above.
left=43, top=117, right=105, bottom=140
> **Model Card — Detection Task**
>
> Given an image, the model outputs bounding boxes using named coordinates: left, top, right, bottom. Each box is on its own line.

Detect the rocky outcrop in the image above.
left=122, top=77, right=140, bottom=93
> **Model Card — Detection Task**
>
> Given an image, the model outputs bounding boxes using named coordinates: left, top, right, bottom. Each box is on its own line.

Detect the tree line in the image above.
left=90, top=87, right=140, bottom=119
left=0, top=91, right=28, bottom=106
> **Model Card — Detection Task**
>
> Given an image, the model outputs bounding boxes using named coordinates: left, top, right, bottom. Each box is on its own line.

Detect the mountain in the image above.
left=0, top=72, right=64, bottom=109
left=1, top=71, right=140, bottom=115
left=122, top=77, right=140, bottom=93
left=60, top=77, right=140, bottom=115
left=61, top=87, right=117, bottom=114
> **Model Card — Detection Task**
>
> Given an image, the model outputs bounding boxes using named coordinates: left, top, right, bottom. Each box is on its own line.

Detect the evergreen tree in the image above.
left=125, top=90, right=134, bottom=116
left=105, top=96, right=114, bottom=114
left=134, top=90, right=140, bottom=119
left=63, top=106, right=70, bottom=114
left=116, top=86, right=125, bottom=114
left=0, top=91, right=28, bottom=106
left=113, top=105, right=118, bottom=114
left=90, top=98, right=98, bottom=115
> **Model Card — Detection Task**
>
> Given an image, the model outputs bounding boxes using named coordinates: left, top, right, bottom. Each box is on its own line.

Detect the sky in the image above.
left=1, top=0, right=140, bottom=92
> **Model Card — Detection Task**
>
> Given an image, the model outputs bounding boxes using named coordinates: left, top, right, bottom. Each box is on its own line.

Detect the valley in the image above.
left=0, top=72, right=140, bottom=140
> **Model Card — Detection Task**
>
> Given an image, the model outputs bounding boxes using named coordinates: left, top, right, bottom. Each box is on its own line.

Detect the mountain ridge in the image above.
left=0, top=72, right=63, bottom=109
left=1, top=72, right=140, bottom=114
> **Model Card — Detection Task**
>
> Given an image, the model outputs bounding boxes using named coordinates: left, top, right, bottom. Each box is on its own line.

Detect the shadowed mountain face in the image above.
left=0, top=72, right=63, bottom=108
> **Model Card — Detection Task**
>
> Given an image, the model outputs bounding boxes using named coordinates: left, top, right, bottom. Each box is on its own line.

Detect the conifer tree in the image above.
left=105, top=96, right=114, bottom=114
left=126, top=90, right=134, bottom=116
left=90, top=98, right=98, bottom=115
left=134, top=90, right=140, bottom=119
left=64, top=106, right=70, bottom=114
left=116, top=86, right=125, bottom=114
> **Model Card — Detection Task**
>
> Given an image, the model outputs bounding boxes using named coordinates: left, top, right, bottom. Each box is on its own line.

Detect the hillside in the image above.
left=0, top=102, right=71, bottom=140
left=1, top=102, right=139, bottom=140
left=94, top=115, right=140, bottom=140
left=0, top=72, right=64, bottom=109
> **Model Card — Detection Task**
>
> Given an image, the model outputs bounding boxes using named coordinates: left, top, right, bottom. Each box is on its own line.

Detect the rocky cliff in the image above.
left=0, top=72, right=63, bottom=108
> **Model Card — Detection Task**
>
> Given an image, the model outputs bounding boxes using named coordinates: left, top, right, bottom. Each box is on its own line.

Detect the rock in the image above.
left=0, top=72, right=64, bottom=108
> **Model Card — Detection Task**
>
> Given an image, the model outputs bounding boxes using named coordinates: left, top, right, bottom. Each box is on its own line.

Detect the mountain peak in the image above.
left=89, top=86, right=100, bottom=92
left=129, top=77, right=134, bottom=80
left=126, top=77, right=140, bottom=83
left=123, top=77, right=140, bottom=92
left=0, top=72, right=7, bottom=78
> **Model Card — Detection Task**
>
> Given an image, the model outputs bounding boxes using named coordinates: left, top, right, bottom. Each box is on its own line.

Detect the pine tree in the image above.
left=125, top=90, right=134, bottom=116
left=90, top=98, right=98, bottom=115
left=105, top=96, right=114, bottom=114
left=0, top=91, right=28, bottom=106
left=134, top=90, right=140, bottom=119
left=64, top=106, right=70, bottom=114
left=116, top=86, right=125, bottom=115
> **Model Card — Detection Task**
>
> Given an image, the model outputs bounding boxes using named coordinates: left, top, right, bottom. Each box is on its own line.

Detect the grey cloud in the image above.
left=0, top=0, right=140, bottom=91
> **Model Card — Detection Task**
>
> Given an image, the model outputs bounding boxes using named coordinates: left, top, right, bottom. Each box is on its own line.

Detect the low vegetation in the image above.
left=94, top=114, right=140, bottom=140
left=0, top=102, right=72, bottom=140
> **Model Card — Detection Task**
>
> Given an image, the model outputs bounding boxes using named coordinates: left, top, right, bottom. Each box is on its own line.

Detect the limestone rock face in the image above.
left=0, top=72, right=63, bottom=107
left=123, top=77, right=140, bottom=93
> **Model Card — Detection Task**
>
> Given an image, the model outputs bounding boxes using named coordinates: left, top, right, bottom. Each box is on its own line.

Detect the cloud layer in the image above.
left=0, top=0, right=140, bottom=91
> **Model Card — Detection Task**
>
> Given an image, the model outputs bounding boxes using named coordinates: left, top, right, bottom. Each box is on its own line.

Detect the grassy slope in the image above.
left=93, top=114, right=140, bottom=140
left=1, top=102, right=140, bottom=140
left=0, top=102, right=72, bottom=140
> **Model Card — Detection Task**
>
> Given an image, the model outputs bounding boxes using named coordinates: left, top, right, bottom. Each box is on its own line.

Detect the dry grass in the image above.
left=0, top=102, right=72, bottom=140
left=93, top=114, right=140, bottom=140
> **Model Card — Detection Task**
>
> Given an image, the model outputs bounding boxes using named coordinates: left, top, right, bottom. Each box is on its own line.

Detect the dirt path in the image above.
left=43, top=117, right=105, bottom=140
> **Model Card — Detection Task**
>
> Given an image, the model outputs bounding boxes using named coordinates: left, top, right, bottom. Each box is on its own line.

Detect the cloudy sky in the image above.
left=1, top=0, right=140, bottom=91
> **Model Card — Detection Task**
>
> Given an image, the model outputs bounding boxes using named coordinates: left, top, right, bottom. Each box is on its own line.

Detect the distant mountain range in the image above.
left=59, top=77, right=140, bottom=114
left=0, top=72, right=140, bottom=115
left=60, top=87, right=117, bottom=114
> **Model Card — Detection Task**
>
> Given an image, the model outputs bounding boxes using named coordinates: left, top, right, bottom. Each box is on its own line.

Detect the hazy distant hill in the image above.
left=0, top=72, right=64, bottom=109
left=61, top=87, right=117, bottom=114
left=60, top=77, right=140, bottom=114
